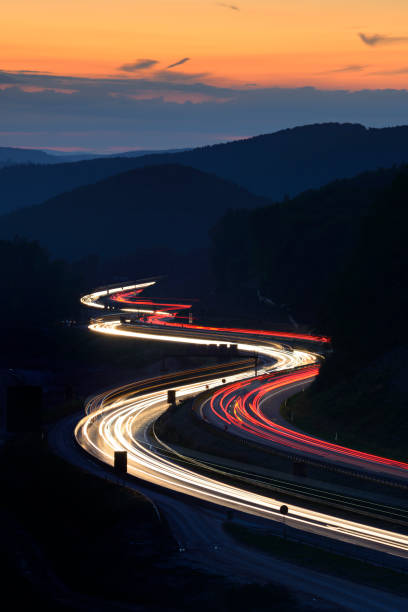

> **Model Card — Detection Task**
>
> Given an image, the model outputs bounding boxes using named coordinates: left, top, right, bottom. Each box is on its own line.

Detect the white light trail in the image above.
left=76, top=281, right=408, bottom=558
left=80, top=281, right=156, bottom=309
left=75, top=373, right=408, bottom=558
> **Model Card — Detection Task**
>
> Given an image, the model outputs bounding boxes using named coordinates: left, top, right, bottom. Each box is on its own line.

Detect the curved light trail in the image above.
left=75, top=279, right=408, bottom=557
left=203, top=367, right=408, bottom=479
left=83, top=279, right=329, bottom=344
left=75, top=364, right=408, bottom=558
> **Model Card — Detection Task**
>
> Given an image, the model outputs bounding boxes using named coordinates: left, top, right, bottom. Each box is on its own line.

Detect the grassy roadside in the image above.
left=224, top=522, right=408, bottom=598
left=0, top=434, right=307, bottom=611
left=0, top=435, right=167, bottom=600
left=155, top=395, right=407, bottom=504
left=5, top=323, right=229, bottom=425
left=281, top=383, right=407, bottom=463
left=279, top=348, right=408, bottom=464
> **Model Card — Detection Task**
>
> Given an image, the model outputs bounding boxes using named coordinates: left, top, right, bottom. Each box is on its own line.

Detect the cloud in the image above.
left=217, top=2, right=240, bottom=10
left=119, top=59, right=159, bottom=72
left=370, top=66, right=408, bottom=75
left=2, top=69, right=408, bottom=150
left=359, top=32, right=408, bottom=46
left=0, top=68, right=231, bottom=99
left=324, top=64, right=368, bottom=74
left=154, top=69, right=210, bottom=83
left=167, top=57, right=190, bottom=69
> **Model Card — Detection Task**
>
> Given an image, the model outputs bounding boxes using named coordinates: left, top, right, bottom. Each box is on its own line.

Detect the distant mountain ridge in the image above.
left=0, top=146, right=189, bottom=169
left=0, top=164, right=268, bottom=259
left=1, top=123, right=408, bottom=214
left=0, top=146, right=57, bottom=167
left=39, top=147, right=190, bottom=163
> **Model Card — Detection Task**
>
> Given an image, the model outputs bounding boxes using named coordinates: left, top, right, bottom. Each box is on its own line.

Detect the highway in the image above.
left=51, top=411, right=408, bottom=612
left=199, top=367, right=408, bottom=481
left=73, top=279, right=408, bottom=564
left=81, top=279, right=408, bottom=482
left=75, top=369, right=408, bottom=559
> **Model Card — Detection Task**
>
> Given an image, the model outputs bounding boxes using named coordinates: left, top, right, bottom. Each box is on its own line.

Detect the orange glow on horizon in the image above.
left=2, top=0, right=408, bottom=91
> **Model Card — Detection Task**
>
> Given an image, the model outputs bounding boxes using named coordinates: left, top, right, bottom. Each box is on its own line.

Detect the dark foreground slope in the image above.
left=284, top=169, right=408, bottom=459
left=2, top=123, right=408, bottom=214
left=0, top=164, right=268, bottom=259
left=208, top=160, right=408, bottom=459
left=324, top=169, right=408, bottom=357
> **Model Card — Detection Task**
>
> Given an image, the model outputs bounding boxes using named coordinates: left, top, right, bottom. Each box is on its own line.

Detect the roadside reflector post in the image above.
left=167, top=389, right=176, bottom=405
left=114, top=450, right=127, bottom=473
left=280, top=505, right=289, bottom=540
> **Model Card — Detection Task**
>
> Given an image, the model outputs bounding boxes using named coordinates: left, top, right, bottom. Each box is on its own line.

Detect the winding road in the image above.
left=74, top=280, right=408, bottom=561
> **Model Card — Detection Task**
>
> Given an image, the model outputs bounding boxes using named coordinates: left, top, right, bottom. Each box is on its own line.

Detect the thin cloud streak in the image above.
left=119, top=59, right=159, bottom=72
left=217, top=3, right=240, bottom=10
left=359, top=32, right=408, bottom=46
left=370, top=67, right=408, bottom=75
left=322, top=64, right=368, bottom=74
left=0, top=68, right=232, bottom=97
left=167, top=57, right=190, bottom=69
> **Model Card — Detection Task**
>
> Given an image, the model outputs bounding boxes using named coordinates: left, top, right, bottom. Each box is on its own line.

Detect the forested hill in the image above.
left=2, top=123, right=408, bottom=214
left=324, top=168, right=408, bottom=359
left=210, top=164, right=408, bottom=457
left=0, top=156, right=161, bottom=214
left=0, top=164, right=268, bottom=260
left=283, top=167, right=408, bottom=460
left=210, top=165, right=402, bottom=326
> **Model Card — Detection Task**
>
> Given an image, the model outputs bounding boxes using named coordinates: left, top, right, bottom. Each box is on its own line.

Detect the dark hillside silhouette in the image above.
left=210, top=163, right=408, bottom=457
left=211, top=166, right=401, bottom=323
left=0, top=156, right=164, bottom=214
left=0, top=164, right=268, bottom=259
left=0, top=238, right=78, bottom=326
left=286, top=168, right=408, bottom=459
left=325, top=168, right=408, bottom=359
left=2, top=123, right=408, bottom=214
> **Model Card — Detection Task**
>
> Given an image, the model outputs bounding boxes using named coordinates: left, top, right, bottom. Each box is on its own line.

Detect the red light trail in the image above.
left=76, top=279, right=408, bottom=561
left=86, top=280, right=408, bottom=479
left=208, top=366, right=408, bottom=472
left=111, top=289, right=330, bottom=343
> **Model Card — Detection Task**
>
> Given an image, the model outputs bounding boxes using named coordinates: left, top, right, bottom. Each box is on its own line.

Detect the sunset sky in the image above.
left=2, top=0, right=408, bottom=151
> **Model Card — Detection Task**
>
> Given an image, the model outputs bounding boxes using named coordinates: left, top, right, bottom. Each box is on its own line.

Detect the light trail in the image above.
left=92, top=280, right=330, bottom=344
left=204, top=368, right=408, bottom=478
left=80, top=280, right=156, bottom=309
left=88, top=318, right=314, bottom=372
left=75, top=367, right=408, bottom=558
left=75, top=279, right=408, bottom=557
